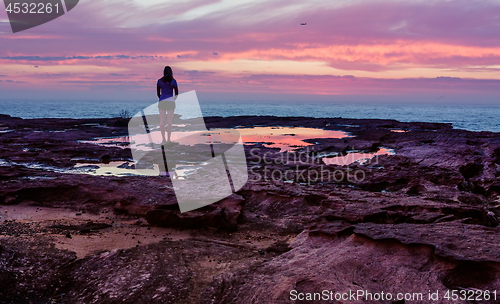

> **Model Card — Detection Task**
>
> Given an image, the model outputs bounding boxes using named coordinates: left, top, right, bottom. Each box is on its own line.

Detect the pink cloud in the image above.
left=1, top=0, right=500, bottom=100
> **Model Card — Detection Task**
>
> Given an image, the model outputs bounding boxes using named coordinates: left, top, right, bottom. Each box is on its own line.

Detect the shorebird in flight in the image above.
left=300, top=23, right=307, bottom=25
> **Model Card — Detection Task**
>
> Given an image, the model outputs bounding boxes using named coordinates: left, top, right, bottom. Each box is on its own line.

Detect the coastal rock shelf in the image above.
left=1, top=113, right=500, bottom=303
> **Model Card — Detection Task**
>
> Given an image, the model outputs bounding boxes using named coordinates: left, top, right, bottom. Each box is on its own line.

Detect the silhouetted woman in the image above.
left=157, top=66, right=179, bottom=145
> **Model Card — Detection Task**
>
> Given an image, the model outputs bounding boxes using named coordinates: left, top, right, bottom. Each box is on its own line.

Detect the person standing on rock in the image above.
left=157, top=66, right=179, bottom=147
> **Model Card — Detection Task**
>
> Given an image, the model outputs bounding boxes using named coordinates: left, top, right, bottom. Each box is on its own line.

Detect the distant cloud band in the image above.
left=0, top=55, right=162, bottom=61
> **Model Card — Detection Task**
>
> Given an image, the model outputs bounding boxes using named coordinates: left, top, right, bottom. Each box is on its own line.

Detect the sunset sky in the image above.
left=1, top=0, right=499, bottom=103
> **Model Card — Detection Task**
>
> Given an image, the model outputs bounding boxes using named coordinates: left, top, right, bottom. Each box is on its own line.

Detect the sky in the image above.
left=1, top=0, right=500, bottom=103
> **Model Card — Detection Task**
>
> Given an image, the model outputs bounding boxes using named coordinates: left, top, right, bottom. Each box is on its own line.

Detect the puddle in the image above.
left=79, top=136, right=130, bottom=148
left=1, top=157, right=206, bottom=179
left=22, top=148, right=45, bottom=152
left=0, top=127, right=12, bottom=133
left=0, top=159, right=69, bottom=173
left=391, top=129, right=408, bottom=133
left=3, top=126, right=353, bottom=178
left=20, top=176, right=57, bottom=180
left=234, top=127, right=349, bottom=151
left=71, top=161, right=151, bottom=176
left=71, top=161, right=205, bottom=178
left=71, top=126, right=350, bottom=177
left=84, top=126, right=350, bottom=152
left=322, top=148, right=394, bottom=166
left=79, top=123, right=103, bottom=127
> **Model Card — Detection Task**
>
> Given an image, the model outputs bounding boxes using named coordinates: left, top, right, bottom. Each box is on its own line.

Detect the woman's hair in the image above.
left=161, top=66, right=174, bottom=84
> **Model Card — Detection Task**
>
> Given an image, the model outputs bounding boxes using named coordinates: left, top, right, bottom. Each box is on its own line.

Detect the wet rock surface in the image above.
left=1, top=113, right=500, bottom=303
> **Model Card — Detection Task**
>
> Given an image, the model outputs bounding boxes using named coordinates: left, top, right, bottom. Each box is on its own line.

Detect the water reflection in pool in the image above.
left=72, top=161, right=204, bottom=178
left=83, top=126, right=350, bottom=152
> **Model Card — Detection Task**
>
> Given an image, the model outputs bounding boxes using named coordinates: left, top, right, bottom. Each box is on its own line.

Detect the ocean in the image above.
left=1, top=99, right=500, bottom=133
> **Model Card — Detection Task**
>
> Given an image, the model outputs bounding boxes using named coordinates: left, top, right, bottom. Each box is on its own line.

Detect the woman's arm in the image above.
left=174, top=86, right=179, bottom=100
left=157, top=86, right=161, bottom=99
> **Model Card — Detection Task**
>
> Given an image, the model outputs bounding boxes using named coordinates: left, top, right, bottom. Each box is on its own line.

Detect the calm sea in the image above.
left=1, top=99, right=500, bottom=133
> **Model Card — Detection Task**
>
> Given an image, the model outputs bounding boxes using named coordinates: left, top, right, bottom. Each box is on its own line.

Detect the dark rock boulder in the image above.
left=146, top=194, right=245, bottom=231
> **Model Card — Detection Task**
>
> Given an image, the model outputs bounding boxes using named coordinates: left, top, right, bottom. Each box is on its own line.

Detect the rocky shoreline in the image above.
left=1, top=113, right=500, bottom=303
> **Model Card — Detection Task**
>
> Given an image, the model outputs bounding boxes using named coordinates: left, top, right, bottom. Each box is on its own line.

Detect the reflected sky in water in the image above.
left=84, top=126, right=350, bottom=152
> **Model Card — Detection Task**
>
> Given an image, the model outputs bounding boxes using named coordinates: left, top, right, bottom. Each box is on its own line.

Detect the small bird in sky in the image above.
left=300, top=23, right=307, bottom=25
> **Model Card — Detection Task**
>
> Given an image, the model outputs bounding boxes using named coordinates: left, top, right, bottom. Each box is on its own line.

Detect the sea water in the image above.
left=1, top=99, right=499, bottom=133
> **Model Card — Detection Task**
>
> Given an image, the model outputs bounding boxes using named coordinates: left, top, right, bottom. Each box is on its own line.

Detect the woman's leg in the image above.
left=166, top=109, right=175, bottom=142
left=159, top=108, right=167, bottom=142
